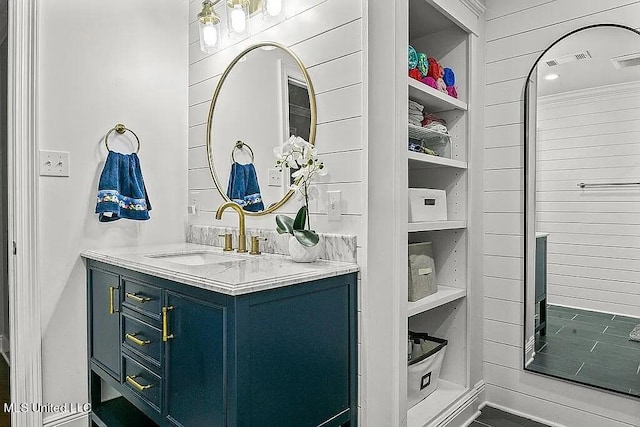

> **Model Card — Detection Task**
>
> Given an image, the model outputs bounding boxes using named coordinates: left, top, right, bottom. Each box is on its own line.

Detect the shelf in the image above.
left=408, top=220, right=467, bottom=232
left=92, top=397, right=158, bottom=427
left=407, top=380, right=469, bottom=427
left=407, top=285, right=466, bottom=317
left=408, top=123, right=450, bottom=141
left=408, top=151, right=467, bottom=169
left=408, top=78, right=467, bottom=112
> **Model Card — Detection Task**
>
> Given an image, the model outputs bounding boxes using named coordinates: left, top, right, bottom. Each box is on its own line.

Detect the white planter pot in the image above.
left=288, top=235, right=320, bottom=263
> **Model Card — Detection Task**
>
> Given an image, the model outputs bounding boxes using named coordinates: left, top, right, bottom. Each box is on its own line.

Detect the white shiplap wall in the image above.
left=536, top=84, right=640, bottom=317
left=187, top=0, right=367, bottom=421
left=188, top=0, right=364, bottom=239
left=484, top=1, right=640, bottom=426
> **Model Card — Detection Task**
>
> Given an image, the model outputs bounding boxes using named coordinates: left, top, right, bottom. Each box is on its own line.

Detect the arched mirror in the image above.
left=524, top=24, right=640, bottom=398
left=206, top=41, right=317, bottom=215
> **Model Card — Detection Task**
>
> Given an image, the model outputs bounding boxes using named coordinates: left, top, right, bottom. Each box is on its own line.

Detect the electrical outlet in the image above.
left=327, top=190, right=342, bottom=221
left=268, top=168, right=282, bottom=187
left=39, top=150, right=70, bottom=177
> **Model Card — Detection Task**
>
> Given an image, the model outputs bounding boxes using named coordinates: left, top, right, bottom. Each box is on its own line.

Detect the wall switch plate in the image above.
left=40, top=150, right=70, bottom=177
left=327, top=190, right=342, bottom=221
left=268, top=168, right=282, bottom=187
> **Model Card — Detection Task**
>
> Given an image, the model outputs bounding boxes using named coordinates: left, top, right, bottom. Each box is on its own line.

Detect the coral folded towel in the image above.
left=409, top=68, right=422, bottom=81
left=427, top=57, right=444, bottom=80
left=95, top=151, right=151, bottom=222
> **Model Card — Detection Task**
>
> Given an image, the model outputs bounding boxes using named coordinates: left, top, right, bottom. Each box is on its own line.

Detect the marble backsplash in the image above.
left=187, top=224, right=357, bottom=263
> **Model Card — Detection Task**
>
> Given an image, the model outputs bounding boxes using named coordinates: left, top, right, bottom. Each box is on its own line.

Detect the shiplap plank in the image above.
left=485, top=101, right=521, bottom=128
left=546, top=262, right=640, bottom=284
left=534, top=167, right=640, bottom=183
left=484, top=319, right=523, bottom=347
left=542, top=231, right=640, bottom=248
left=316, top=84, right=362, bottom=124
left=538, top=108, right=640, bottom=132
left=485, top=276, right=523, bottom=302
left=316, top=117, right=363, bottom=154
left=485, top=146, right=523, bottom=170
left=537, top=143, right=640, bottom=161
left=549, top=284, right=640, bottom=308
left=548, top=273, right=640, bottom=295
left=537, top=211, right=640, bottom=225
left=485, top=169, right=523, bottom=192
left=547, top=252, right=640, bottom=272
left=484, top=213, right=523, bottom=236
left=487, top=0, right=639, bottom=41
left=486, top=3, right=640, bottom=63
left=538, top=96, right=640, bottom=121
left=484, top=297, right=522, bottom=324
left=189, top=124, right=206, bottom=148
left=539, top=119, right=640, bottom=141
left=485, top=234, right=524, bottom=258
left=485, top=0, right=556, bottom=22
left=484, top=192, right=523, bottom=213
left=485, top=124, right=522, bottom=149
left=484, top=255, right=523, bottom=281
left=484, top=340, right=522, bottom=370
left=537, top=133, right=640, bottom=153
left=547, top=243, right=640, bottom=260
left=485, top=79, right=525, bottom=106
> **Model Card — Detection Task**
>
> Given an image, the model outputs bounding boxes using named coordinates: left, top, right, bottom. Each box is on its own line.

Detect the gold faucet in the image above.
left=215, top=202, right=247, bottom=253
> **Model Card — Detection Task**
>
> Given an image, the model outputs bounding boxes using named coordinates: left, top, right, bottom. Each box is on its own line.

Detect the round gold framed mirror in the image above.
left=206, top=41, right=317, bottom=216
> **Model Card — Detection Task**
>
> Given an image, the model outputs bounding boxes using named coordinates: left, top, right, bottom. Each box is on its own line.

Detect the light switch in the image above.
left=327, top=190, right=342, bottom=221
left=40, top=150, right=70, bottom=177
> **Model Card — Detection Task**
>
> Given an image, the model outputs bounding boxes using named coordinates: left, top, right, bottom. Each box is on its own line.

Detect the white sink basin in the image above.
left=146, top=251, right=242, bottom=266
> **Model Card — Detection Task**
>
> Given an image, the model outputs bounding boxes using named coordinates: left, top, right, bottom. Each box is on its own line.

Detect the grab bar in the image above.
left=577, top=182, right=640, bottom=188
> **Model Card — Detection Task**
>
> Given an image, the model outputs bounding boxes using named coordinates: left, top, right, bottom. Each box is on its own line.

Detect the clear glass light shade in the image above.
left=263, top=0, right=283, bottom=17
left=198, top=0, right=221, bottom=53
left=226, top=1, right=249, bottom=37
left=198, top=21, right=220, bottom=52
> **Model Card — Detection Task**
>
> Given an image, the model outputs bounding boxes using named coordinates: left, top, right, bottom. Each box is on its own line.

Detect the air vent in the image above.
left=611, top=52, right=640, bottom=70
left=545, top=51, right=592, bottom=67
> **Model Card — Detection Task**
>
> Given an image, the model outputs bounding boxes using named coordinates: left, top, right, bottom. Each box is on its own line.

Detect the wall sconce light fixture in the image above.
left=227, top=0, right=250, bottom=37
left=198, top=0, right=222, bottom=53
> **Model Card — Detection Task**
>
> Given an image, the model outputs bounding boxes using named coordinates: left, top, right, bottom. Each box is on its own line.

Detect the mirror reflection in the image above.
left=525, top=25, right=640, bottom=398
left=208, top=43, right=313, bottom=214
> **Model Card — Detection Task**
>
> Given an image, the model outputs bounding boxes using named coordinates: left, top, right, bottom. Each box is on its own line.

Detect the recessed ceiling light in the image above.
left=544, top=73, right=559, bottom=81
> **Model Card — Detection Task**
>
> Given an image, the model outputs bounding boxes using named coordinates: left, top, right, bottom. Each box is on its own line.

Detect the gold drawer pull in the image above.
left=125, top=333, right=151, bottom=347
left=126, top=375, right=153, bottom=392
left=126, top=292, right=151, bottom=303
left=162, top=306, right=174, bottom=342
left=109, top=286, right=119, bottom=315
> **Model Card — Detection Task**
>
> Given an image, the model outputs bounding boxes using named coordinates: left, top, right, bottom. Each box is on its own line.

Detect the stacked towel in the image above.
left=95, top=152, right=151, bottom=222
left=427, top=57, right=444, bottom=80
left=422, top=113, right=447, bottom=128
left=408, top=100, right=424, bottom=126
left=409, top=68, right=422, bottom=81
left=408, top=45, right=418, bottom=70
left=443, top=67, right=458, bottom=99
left=227, top=162, right=265, bottom=212
left=417, top=53, right=429, bottom=77
left=421, top=76, right=437, bottom=89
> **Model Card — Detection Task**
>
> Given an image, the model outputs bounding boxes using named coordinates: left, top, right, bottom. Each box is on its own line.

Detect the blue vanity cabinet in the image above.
left=86, top=259, right=358, bottom=427
left=88, top=267, right=121, bottom=379
left=164, top=291, right=226, bottom=427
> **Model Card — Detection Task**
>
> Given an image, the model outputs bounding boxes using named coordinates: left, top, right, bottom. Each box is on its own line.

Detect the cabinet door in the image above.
left=164, top=292, right=226, bottom=427
left=89, top=268, right=121, bottom=377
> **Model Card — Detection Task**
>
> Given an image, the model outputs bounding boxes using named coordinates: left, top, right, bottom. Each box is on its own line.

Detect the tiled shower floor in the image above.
left=530, top=305, right=640, bottom=397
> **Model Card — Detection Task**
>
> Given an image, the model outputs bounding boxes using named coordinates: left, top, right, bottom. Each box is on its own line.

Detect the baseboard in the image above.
left=483, top=402, right=564, bottom=427
left=433, top=380, right=485, bottom=427
left=43, top=408, right=90, bottom=427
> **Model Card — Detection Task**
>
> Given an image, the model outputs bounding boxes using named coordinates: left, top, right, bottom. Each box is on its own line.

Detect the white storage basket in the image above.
left=407, top=332, right=448, bottom=408
left=408, top=188, right=447, bottom=222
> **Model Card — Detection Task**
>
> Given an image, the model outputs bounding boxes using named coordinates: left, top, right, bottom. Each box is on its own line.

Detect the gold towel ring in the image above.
left=105, top=123, right=141, bottom=153
left=231, top=140, right=254, bottom=163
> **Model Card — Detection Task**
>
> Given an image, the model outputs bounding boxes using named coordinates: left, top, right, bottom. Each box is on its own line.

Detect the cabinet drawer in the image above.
left=123, top=355, right=162, bottom=412
left=122, top=314, right=162, bottom=366
left=122, top=279, right=161, bottom=321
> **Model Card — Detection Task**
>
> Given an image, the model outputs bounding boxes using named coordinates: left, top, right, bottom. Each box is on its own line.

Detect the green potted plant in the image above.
left=273, top=135, right=327, bottom=262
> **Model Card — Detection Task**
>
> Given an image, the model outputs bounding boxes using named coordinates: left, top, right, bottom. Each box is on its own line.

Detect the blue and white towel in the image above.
left=95, top=151, right=151, bottom=222
left=226, top=162, right=264, bottom=212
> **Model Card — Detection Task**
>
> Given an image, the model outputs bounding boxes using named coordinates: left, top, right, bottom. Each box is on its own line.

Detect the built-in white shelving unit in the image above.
left=401, top=0, right=483, bottom=425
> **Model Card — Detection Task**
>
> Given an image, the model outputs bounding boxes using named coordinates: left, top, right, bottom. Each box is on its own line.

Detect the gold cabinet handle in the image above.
left=125, top=333, right=151, bottom=347
left=109, top=286, right=119, bottom=315
left=126, top=375, right=153, bottom=392
left=162, top=306, right=174, bottom=342
left=126, top=292, right=151, bottom=303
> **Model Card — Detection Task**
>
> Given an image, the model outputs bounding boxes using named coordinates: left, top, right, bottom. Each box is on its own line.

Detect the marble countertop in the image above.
left=81, top=243, right=359, bottom=296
